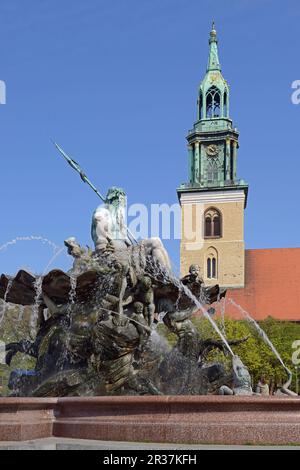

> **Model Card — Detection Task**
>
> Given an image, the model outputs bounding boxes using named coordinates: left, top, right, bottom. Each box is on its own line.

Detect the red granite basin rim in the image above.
left=1, top=396, right=300, bottom=444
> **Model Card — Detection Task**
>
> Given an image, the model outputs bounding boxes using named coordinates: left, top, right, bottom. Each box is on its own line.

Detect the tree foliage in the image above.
left=158, top=315, right=300, bottom=392
left=0, top=301, right=36, bottom=395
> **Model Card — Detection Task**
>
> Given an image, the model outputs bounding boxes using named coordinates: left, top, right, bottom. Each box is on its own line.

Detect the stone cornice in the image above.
left=177, top=185, right=248, bottom=208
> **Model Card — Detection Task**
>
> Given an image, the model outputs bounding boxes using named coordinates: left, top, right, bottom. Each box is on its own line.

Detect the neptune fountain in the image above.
left=0, top=186, right=233, bottom=397
left=0, top=145, right=292, bottom=398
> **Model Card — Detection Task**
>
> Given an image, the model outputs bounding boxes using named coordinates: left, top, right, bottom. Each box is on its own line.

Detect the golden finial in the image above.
left=209, top=21, right=217, bottom=42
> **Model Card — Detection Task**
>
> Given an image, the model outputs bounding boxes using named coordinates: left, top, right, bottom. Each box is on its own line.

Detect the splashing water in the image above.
left=150, top=329, right=171, bottom=354
left=220, top=297, right=226, bottom=337
left=178, top=279, right=234, bottom=356
left=157, top=311, right=167, bottom=324
left=228, top=298, right=292, bottom=383
left=148, top=259, right=234, bottom=356
left=4, top=279, right=13, bottom=303
left=43, top=308, right=51, bottom=322
left=0, top=236, right=60, bottom=253
left=65, top=275, right=78, bottom=336
left=68, top=275, right=77, bottom=311
left=43, top=246, right=66, bottom=275
left=57, top=275, right=78, bottom=367
left=57, top=275, right=78, bottom=371
left=0, top=279, right=13, bottom=327
left=18, top=305, right=25, bottom=321
left=30, top=276, right=43, bottom=335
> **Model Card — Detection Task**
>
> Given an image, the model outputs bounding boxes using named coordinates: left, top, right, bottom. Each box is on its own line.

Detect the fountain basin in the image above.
left=1, top=396, right=300, bottom=445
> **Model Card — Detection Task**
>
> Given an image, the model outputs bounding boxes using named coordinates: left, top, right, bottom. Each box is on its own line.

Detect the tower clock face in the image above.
left=206, top=144, right=219, bottom=157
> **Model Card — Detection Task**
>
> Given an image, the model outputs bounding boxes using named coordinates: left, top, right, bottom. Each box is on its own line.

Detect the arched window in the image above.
left=206, top=86, right=220, bottom=118
left=207, top=258, right=212, bottom=279
left=213, top=214, right=221, bottom=236
left=212, top=257, right=217, bottom=278
left=223, top=91, right=228, bottom=117
left=204, top=208, right=222, bottom=238
left=199, top=92, right=203, bottom=119
left=206, top=247, right=218, bottom=279
left=205, top=215, right=212, bottom=237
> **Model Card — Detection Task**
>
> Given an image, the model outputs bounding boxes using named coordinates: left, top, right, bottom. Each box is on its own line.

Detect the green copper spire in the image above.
left=197, top=22, right=229, bottom=121
left=207, top=21, right=221, bottom=72
left=177, top=22, right=248, bottom=207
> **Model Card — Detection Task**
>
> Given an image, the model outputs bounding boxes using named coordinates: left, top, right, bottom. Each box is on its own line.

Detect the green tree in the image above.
left=0, top=301, right=36, bottom=395
left=159, top=315, right=300, bottom=393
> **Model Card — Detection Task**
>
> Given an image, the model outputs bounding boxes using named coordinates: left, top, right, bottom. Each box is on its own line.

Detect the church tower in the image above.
left=177, top=23, right=248, bottom=288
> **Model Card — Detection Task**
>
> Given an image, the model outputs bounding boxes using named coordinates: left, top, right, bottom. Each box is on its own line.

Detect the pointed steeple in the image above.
left=207, top=21, right=221, bottom=71
left=197, top=22, right=229, bottom=121
left=181, top=21, right=248, bottom=192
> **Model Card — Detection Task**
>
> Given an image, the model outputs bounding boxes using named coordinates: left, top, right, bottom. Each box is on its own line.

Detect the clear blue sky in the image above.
left=0, top=0, right=299, bottom=275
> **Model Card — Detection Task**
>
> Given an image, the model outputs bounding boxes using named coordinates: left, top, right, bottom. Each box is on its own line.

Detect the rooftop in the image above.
left=225, top=248, right=300, bottom=321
